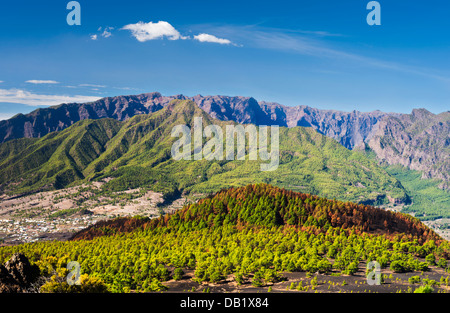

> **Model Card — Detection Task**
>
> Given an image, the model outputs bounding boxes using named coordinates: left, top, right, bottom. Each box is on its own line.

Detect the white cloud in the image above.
left=0, top=89, right=101, bottom=106
left=194, top=33, right=232, bottom=45
left=102, top=27, right=113, bottom=38
left=0, top=81, right=3, bottom=83
left=91, top=27, right=114, bottom=40
left=25, top=80, right=59, bottom=84
left=121, top=21, right=238, bottom=47
left=122, top=21, right=188, bottom=42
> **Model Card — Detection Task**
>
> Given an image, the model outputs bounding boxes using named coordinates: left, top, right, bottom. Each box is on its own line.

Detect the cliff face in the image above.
left=366, top=109, right=450, bottom=189
left=191, top=95, right=275, bottom=126
left=269, top=104, right=393, bottom=149
left=0, top=92, right=448, bottom=189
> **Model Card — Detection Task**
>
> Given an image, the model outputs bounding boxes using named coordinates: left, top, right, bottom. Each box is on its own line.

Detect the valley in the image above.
left=0, top=182, right=186, bottom=245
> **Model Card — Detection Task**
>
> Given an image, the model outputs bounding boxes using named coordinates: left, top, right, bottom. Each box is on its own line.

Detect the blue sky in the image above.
left=0, top=0, right=449, bottom=120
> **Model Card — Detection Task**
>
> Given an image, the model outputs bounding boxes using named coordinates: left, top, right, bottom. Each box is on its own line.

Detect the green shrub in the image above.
left=40, top=274, right=108, bottom=293
left=425, top=254, right=436, bottom=265
left=390, top=260, right=406, bottom=273
left=408, top=276, right=421, bottom=284
left=173, top=268, right=184, bottom=281
left=413, top=285, right=434, bottom=293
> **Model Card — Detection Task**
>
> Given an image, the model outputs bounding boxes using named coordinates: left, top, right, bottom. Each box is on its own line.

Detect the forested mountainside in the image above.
left=1, top=92, right=447, bottom=189
left=0, top=100, right=408, bottom=206
left=72, top=184, right=438, bottom=243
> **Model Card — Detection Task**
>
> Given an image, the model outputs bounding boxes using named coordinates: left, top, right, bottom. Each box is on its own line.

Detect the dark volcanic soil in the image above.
left=162, top=261, right=450, bottom=294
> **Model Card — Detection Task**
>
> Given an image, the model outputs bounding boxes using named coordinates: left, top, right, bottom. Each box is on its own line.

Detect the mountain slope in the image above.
left=365, top=109, right=450, bottom=190
left=0, top=100, right=408, bottom=206
left=0, top=118, right=122, bottom=192
left=0, top=93, right=391, bottom=150
left=1, top=92, right=447, bottom=189
left=0, top=92, right=174, bottom=142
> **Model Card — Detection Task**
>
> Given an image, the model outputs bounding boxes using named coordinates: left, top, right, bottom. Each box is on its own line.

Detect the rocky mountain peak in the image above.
left=411, top=108, right=432, bottom=117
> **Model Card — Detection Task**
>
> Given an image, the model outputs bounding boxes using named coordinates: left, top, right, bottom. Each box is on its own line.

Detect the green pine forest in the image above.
left=0, top=184, right=449, bottom=293
left=385, top=165, right=450, bottom=221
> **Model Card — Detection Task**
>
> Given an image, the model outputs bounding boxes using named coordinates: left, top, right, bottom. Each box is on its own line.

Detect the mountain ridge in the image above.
left=0, top=99, right=409, bottom=206
left=0, top=92, right=448, bottom=189
left=0, top=92, right=399, bottom=145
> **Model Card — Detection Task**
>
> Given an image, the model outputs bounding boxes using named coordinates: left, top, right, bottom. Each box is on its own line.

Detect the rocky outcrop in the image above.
left=366, top=109, right=450, bottom=189
left=0, top=264, right=22, bottom=293
left=266, top=104, right=393, bottom=149
left=0, top=253, right=40, bottom=293
left=191, top=95, right=275, bottom=126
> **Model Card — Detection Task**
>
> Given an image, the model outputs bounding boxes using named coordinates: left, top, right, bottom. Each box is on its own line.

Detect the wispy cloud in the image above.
left=193, top=33, right=232, bottom=45
left=90, top=34, right=98, bottom=41
left=25, top=80, right=59, bottom=84
left=207, top=25, right=351, bottom=58
left=0, top=89, right=101, bottom=106
left=284, top=29, right=345, bottom=38
left=63, top=84, right=107, bottom=89
left=203, top=25, right=450, bottom=84
left=113, top=86, right=139, bottom=91
left=79, top=84, right=107, bottom=88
